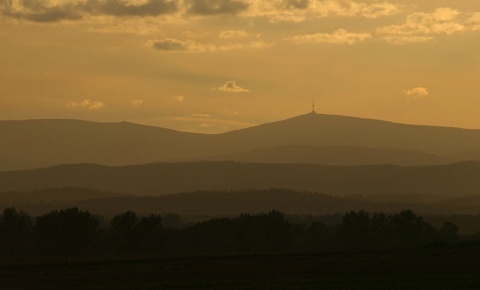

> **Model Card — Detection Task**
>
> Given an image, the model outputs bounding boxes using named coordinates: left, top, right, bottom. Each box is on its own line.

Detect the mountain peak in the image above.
left=1, top=114, right=480, bottom=171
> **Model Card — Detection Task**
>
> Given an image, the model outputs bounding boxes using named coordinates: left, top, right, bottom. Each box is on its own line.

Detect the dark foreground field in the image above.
left=3, top=245, right=480, bottom=290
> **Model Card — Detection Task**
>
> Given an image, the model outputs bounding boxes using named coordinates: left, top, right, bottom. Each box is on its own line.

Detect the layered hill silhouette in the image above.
left=4, top=187, right=480, bottom=217
left=1, top=161, right=479, bottom=198
left=0, top=188, right=434, bottom=217
left=2, top=113, right=480, bottom=170
left=208, top=145, right=452, bottom=166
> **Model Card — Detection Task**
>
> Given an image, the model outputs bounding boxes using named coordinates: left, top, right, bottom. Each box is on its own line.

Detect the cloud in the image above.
left=0, top=0, right=402, bottom=27
left=174, top=95, right=185, bottom=102
left=0, top=0, right=404, bottom=26
left=404, top=87, right=429, bottom=98
left=217, top=81, right=249, bottom=93
left=283, top=0, right=310, bottom=10
left=219, top=29, right=255, bottom=39
left=84, top=0, right=178, bottom=17
left=2, top=0, right=83, bottom=23
left=67, top=99, right=106, bottom=109
left=380, top=35, right=434, bottom=45
left=192, top=113, right=211, bottom=117
left=149, top=38, right=202, bottom=51
left=88, top=21, right=159, bottom=34
left=149, top=38, right=270, bottom=52
left=246, top=1, right=400, bottom=23
left=377, top=8, right=465, bottom=44
left=185, top=0, right=249, bottom=15
left=289, top=29, right=372, bottom=44
left=132, top=99, right=143, bottom=106
left=467, top=12, right=480, bottom=31
left=1, top=0, right=178, bottom=23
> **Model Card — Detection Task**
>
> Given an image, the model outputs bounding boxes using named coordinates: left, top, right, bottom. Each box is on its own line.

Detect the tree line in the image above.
left=0, top=207, right=459, bottom=256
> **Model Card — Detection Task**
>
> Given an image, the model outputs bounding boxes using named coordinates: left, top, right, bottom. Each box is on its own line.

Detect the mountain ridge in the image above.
left=1, top=161, right=479, bottom=198
left=2, top=113, right=480, bottom=170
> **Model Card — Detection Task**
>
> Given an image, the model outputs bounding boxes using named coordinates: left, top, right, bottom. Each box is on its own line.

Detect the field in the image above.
left=3, top=244, right=480, bottom=289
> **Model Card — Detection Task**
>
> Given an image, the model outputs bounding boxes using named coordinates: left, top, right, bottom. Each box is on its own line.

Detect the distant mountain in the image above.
left=215, top=113, right=480, bottom=156
left=1, top=161, right=479, bottom=198
left=0, top=187, right=121, bottom=203
left=0, top=188, right=439, bottom=217
left=0, top=119, right=208, bottom=171
left=1, top=114, right=480, bottom=170
left=4, top=187, right=480, bottom=217
left=208, top=145, right=452, bottom=166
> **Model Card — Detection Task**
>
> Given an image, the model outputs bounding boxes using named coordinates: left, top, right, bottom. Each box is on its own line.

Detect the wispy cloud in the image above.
left=377, top=8, right=465, bottom=44
left=175, top=96, right=185, bottom=102
left=289, top=29, right=372, bottom=44
left=192, top=113, right=211, bottom=118
left=246, top=0, right=401, bottom=23
left=219, top=29, right=258, bottom=39
left=217, top=81, right=250, bottom=93
left=1, top=0, right=401, bottom=25
left=148, top=38, right=269, bottom=52
left=185, top=0, right=249, bottom=16
left=67, top=99, right=105, bottom=109
left=87, top=21, right=160, bottom=35
left=1, top=0, right=178, bottom=23
left=467, top=12, right=480, bottom=32
left=132, top=99, right=143, bottom=107
left=149, top=38, right=202, bottom=52
left=404, top=87, right=429, bottom=98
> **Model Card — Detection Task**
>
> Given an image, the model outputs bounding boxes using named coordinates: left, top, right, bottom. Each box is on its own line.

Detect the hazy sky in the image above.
left=1, top=0, right=480, bottom=133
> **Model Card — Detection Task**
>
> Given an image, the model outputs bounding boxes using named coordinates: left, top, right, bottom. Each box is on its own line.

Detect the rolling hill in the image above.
left=1, top=113, right=480, bottom=170
left=208, top=145, right=452, bottom=166
left=0, top=188, right=434, bottom=217
left=1, top=161, right=479, bottom=198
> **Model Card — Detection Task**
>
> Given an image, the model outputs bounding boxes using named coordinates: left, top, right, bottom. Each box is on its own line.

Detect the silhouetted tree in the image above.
left=0, top=207, right=33, bottom=255
left=110, top=211, right=139, bottom=254
left=386, top=210, right=435, bottom=248
left=162, top=213, right=182, bottom=229
left=306, top=221, right=331, bottom=252
left=0, top=207, right=465, bottom=256
left=135, top=214, right=162, bottom=253
left=35, top=208, right=99, bottom=255
left=438, top=222, right=459, bottom=244
left=338, top=210, right=373, bottom=250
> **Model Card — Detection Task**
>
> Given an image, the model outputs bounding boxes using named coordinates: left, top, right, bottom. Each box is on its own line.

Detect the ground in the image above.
left=3, top=245, right=480, bottom=289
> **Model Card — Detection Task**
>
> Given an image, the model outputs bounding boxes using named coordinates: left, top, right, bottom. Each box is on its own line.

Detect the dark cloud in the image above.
left=283, top=0, right=310, bottom=9
left=23, top=9, right=82, bottom=23
left=150, top=38, right=195, bottom=51
left=85, top=0, right=178, bottom=17
left=185, top=0, right=249, bottom=15
left=2, top=0, right=83, bottom=22
left=1, top=0, right=179, bottom=23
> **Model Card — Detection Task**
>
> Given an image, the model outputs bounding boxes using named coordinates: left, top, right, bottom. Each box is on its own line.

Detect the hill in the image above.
left=215, top=113, right=480, bottom=157
left=208, top=145, right=452, bottom=166
left=1, top=113, right=480, bottom=170
left=5, top=187, right=480, bottom=217
left=0, top=119, right=208, bottom=171
left=1, top=161, right=479, bottom=198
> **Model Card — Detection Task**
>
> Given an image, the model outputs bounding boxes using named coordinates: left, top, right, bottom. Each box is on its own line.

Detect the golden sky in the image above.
left=1, top=0, right=480, bottom=133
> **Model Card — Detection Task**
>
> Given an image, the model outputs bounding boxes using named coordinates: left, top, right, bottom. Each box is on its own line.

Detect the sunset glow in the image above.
left=2, top=0, right=480, bottom=133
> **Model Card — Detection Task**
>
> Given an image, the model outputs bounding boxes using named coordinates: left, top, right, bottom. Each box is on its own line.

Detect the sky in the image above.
left=1, top=0, right=480, bottom=133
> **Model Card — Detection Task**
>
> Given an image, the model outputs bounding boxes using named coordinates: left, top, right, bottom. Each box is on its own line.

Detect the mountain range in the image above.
left=1, top=161, right=479, bottom=198
left=1, top=113, right=480, bottom=171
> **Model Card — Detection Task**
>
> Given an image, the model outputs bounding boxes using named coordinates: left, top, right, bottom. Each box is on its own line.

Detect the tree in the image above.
left=438, top=222, right=458, bottom=244
left=135, top=214, right=162, bottom=253
left=338, top=210, right=373, bottom=250
left=35, top=207, right=99, bottom=255
left=110, top=211, right=139, bottom=254
left=0, top=208, right=33, bottom=255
